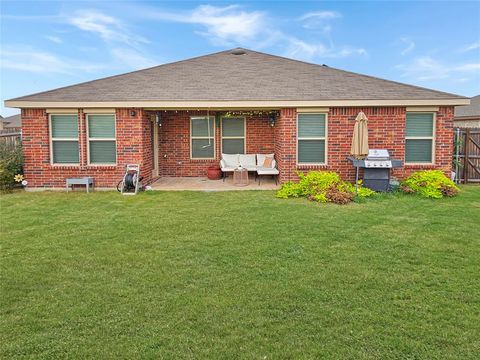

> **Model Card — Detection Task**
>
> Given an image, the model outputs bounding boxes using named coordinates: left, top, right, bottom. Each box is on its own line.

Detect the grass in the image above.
left=1, top=187, right=479, bottom=359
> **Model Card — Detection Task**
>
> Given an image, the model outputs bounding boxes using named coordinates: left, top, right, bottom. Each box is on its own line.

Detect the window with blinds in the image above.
left=297, top=113, right=326, bottom=164
left=87, top=114, right=116, bottom=164
left=221, top=117, right=245, bottom=154
left=50, top=114, right=79, bottom=164
left=191, top=116, right=215, bottom=159
left=405, top=113, right=434, bottom=163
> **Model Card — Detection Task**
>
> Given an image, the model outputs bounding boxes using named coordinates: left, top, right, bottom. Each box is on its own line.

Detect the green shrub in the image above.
left=276, top=171, right=375, bottom=204
left=0, top=142, right=23, bottom=191
left=275, top=181, right=303, bottom=199
left=400, top=170, right=459, bottom=199
left=338, top=180, right=376, bottom=198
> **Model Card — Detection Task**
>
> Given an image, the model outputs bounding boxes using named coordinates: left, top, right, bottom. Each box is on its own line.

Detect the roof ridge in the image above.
left=243, top=48, right=467, bottom=99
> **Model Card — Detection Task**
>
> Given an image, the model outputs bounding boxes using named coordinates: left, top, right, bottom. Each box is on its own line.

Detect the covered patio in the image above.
left=150, top=175, right=279, bottom=191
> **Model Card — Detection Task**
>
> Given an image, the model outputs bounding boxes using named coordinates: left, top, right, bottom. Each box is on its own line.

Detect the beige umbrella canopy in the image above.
left=351, top=111, right=369, bottom=159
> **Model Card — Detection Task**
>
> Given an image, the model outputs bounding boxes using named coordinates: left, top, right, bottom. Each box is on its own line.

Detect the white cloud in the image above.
left=110, top=48, right=158, bottom=69
left=68, top=10, right=149, bottom=46
left=1, top=47, right=104, bottom=74
left=397, top=56, right=449, bottom=80
left=284, top=36, right=366, bottom=61
left=396, top=56, right=480, bottom=81
left=46, top=35, right=62, bottom=44
left=143, top=4, right=363, bottom=62
left=1, top=45, right=159, bottom=74
left=300, top=11, right=341, bottom=21
left=2, top=9, right=160, bottom=76
left=64, top=9, right=158, bottom=71
left=322, top=24, right=332, bottom=34
left=149, top=5, right=265, bottom=44
left=459, top=41, right=480, bottom=52
left=299, top=11, right=341, bottom=30
left=455, top=63, right=480, bottom=72
left=399, top=37, right=415, bottom=55
left=285, top=38, right=320, bottom=60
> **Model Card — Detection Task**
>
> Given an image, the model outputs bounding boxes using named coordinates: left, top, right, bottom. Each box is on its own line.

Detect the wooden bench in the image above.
left=66, top=177, right=94, bottom=192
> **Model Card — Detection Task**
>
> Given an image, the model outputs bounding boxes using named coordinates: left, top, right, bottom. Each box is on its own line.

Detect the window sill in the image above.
left=297, top=164, right=328, bottom=169
left=190, top=158, right=217, bottom=162
left=50, top=164, right=80, bottom=169
left=404, top=163, right=435, bottom=167
left=86, top=164, right=117, bottom=169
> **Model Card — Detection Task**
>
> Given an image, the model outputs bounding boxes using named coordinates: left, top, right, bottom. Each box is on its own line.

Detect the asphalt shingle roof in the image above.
left=9, top=48, right=466, bottom=102
left=455, top=95, right=480, bottom=118
left=0, top=114, right=21, bottom=128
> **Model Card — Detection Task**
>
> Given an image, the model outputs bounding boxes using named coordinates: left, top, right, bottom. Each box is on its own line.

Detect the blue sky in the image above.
left=1, top=0, right=479, bottom=116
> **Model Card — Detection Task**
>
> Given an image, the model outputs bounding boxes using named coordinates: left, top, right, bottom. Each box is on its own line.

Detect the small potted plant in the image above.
left=207, top=165, right=222, bottom=180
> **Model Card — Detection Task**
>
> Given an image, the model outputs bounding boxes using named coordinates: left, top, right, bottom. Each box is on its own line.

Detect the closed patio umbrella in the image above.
left=350, top=112, right=369, bottom=193
left=351, top=111, right=369, bottom=159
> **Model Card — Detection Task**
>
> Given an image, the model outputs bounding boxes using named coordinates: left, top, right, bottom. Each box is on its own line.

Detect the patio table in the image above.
left=233, top=167, right=249, bottom=186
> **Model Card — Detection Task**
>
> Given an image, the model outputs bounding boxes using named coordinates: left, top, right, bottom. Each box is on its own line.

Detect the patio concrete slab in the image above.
left=150, top=175, right=279, bottom=191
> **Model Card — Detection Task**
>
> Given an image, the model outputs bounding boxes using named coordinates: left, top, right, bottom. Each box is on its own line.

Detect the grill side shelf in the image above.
left=391, top=159, right=403, bottom=168
left=347, top=157, right=365, bottom=167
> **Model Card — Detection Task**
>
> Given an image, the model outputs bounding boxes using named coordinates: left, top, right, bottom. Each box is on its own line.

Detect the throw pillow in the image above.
left=263, top=157, right=273, bottom=168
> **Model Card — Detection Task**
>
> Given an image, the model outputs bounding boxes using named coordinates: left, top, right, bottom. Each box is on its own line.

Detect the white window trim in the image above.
left=190, top=116, right=215, bottom=159
left=221, top=116, right=246, bottom=154
left=86, top=113, right=117, bottom=166
left=49, top=114, right=80, bottom=166
left=296, top=113, right=328, bottom=166
left=405, top=112, right=436, bottom=165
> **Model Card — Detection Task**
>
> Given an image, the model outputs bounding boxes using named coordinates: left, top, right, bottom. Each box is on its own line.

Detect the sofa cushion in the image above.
left=257, top=153, right=274, bottom=166
left=257, top=167, right=279, bottom=175
left=239, top=154, right=256, bottom=168
left=222, top=153, right=239, bottom=168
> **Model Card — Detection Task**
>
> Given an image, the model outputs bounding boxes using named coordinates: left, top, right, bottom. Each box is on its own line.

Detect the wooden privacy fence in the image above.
left=455, top=128, right=480, bottom=184
left=0, top=129, right=22, bottom=150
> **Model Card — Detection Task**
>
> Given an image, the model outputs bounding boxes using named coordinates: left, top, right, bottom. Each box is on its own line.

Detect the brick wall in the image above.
left=21, top=106, right=454, bottom=188
left=246, top=114, right=275, bottom=154
left=276, top=106, right=455, bottom=182
left=274, top=108, right=297, bottom=183
left=21, top=108, right=156, bottom=188
left=155, top=110, right=274, bottom=177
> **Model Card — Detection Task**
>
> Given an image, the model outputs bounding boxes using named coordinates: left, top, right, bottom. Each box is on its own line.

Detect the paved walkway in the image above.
left=150, top=175, right=279, bottom=191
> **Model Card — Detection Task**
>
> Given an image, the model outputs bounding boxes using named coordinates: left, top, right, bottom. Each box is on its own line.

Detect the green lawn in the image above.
left=1, top=187, right=479, bottom=359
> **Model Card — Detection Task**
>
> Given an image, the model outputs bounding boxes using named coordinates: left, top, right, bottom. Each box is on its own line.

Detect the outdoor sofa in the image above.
left=220, top=153, right=279, bottom=184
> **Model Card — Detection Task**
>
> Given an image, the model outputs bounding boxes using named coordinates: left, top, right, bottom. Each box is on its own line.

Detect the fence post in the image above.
left=464, top=129, right=470, bottom=184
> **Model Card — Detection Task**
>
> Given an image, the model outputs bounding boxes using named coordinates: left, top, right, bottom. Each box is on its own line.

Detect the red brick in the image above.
left=22, top=106, right=454, bottom=188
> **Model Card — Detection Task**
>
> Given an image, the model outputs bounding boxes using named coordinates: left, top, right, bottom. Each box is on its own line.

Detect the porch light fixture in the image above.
left=155, top=113, right=162, bottom=127
left=130, top=110, right=136, bottom=117
left=269, top=113, right=276, bottom=127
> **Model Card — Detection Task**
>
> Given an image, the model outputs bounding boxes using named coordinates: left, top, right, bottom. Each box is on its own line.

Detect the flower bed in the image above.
left=276, top=171, right=375, bottom=204
left=400, top=170, right=459, bottom=198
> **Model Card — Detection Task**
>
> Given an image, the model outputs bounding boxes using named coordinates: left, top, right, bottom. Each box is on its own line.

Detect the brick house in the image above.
left=4, top=48, right=469, bottom=189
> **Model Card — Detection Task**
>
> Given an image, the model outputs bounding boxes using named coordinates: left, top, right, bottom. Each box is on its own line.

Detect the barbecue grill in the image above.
left=348, top=149, right=402, bottom=192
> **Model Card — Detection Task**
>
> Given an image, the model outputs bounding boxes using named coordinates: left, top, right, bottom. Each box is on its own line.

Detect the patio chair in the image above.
left=220, top=154, right=240, bottom=181
left=256, top=153, right=279, bottom=185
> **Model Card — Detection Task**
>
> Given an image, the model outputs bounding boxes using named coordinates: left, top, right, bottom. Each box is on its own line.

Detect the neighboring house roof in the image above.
left=455, top=95, right=480, bottom=119
left=454, top=95, right=480, bottom=128
left=5, top=48, right=468, bottom=107
left=1, top=114, right=21, bottom=128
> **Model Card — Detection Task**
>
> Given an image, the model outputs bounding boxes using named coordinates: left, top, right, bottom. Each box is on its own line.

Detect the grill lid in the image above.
left=367, top=149, right=390, bottom=160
